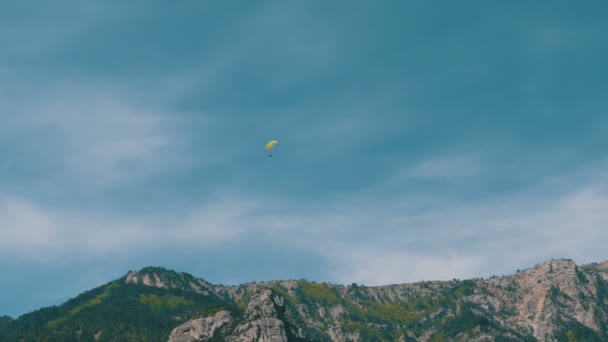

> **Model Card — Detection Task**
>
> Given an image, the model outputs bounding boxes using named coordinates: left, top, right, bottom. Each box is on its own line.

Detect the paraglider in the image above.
left=265, top=140, right=278, bottom=157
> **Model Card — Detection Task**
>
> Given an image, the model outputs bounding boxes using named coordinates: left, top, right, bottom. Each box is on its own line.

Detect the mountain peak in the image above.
left=124, top=266, right=215, bottom=295
left=526, top=258, right=577, bottom=276
left=4, top=258, right=608, bottom=341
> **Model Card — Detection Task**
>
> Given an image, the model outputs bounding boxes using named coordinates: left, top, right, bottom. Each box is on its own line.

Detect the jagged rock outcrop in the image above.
left=125, top=267, right=216, bottom=296
left=168, top=310, right=232, bottom=342
left=2, top=259, right=608, bottom=342
left=483, top=259, right=605, bottom=340
left=162, top=258, right=608, bottom=342
left=226, top=289, right=290, bottom=342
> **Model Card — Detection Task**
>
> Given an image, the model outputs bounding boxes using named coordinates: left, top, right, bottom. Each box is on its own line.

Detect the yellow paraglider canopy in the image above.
left=265, top=140, right=278, bottom=151
left=265, top=140, right=278, bottom=157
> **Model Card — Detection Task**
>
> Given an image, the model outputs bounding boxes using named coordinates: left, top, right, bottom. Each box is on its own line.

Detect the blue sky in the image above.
left=1, top=0, right=607, bottom=317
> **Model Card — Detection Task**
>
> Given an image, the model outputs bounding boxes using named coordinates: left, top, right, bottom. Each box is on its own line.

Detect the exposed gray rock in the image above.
left=168, top=310, right=232, bottom=342
left=128, top=259, right=608, bottom=342
left=226, top=289, right=290, bottom=342
left=194, top=259, right=607, bottom=341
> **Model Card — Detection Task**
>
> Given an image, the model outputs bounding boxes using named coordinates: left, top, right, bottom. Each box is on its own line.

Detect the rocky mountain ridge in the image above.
left=1, top=259, right=608, bottom=341
left=116, top=259, right=608, bottom=341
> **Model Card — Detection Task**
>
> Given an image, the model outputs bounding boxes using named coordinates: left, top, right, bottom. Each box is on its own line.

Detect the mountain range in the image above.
left=1, top=258, right=608, bottom=341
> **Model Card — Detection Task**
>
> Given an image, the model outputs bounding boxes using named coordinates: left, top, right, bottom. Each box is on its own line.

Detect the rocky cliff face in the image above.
left=482, top=259, right=608, bottom=341
left=3, top=259, right=607, bottom=341
left=160, top=259, right=608, bottom=341
left=169, top=310, right=233, bottom=342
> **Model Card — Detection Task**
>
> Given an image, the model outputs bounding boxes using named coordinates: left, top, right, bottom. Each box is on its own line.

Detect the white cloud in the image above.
left=389, top=189, right=603, bottom=282
left=0, top=81, right=223, bottom=189
left=0, top=197, right=55, bottom=250
left=328, top=246, right=484, bottom=285
left=251, top=163, right=608, bottom=285
left=26, top=95, right=173, bottom=186
left=1, top=161, right=607, bottom=285
left=0, top=194, right=261, bottom=262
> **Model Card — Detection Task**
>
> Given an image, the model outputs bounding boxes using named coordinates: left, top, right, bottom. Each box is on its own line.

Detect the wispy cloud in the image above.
left=237, top=160, right=608, bottom=285
left=2, top=2, right=607, bottom=321
left=0, top=193, right=260, bottom=262
left=3, top=162, right=606, bottom=284
left=30, top=100, right=171, bottom=186
left=328, top=247, right=485, bottom=286
left=1, top=78, right=605, bottom=290
left=392, top=154, right=482, bottom=182
left=328, top=172, right=608, bottom=284
left=0, top=81, right=223, bottom=191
